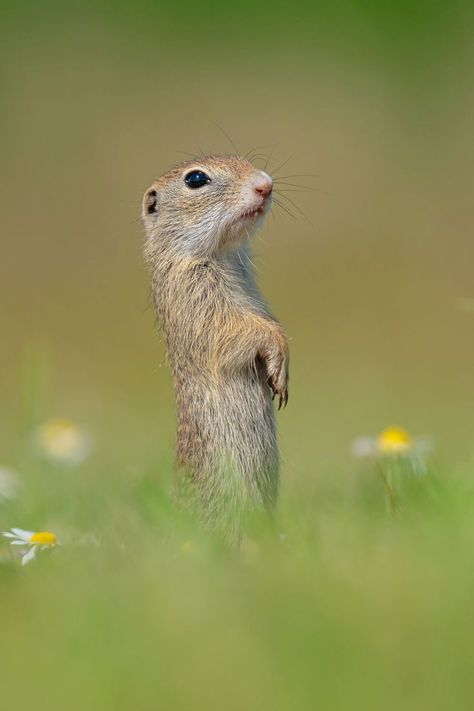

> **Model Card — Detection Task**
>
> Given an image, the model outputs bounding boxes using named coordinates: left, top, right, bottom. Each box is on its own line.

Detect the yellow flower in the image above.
left=29, top=531, right=57, bottom=546
left=352, top=426, right=431, bottom=470
left=376, top=426, right=412, bottom=455
left=34, top=418, right=91, bottom=465
left=3, top=528, right=58, bottom=566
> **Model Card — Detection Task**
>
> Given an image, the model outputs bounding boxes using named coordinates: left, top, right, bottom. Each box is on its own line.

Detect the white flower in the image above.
left=0, top=467, right=19, bottom=502
left=3, top=528, right=58, bottom=566
left=34, top=418, right=92, bottom=465
left=352, top=426, right=432, bottom=472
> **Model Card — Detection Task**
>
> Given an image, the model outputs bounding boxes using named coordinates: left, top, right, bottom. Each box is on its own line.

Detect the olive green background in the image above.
left=3, top=1, right=474, bottom=471
left=1, top=2, right=474, bottom=708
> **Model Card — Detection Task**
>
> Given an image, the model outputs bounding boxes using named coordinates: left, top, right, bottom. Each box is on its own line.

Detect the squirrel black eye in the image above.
left=184, top=170, right=211, bottom=189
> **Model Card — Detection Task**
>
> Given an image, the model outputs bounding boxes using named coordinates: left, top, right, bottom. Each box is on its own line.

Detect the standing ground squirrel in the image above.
left=142, top=155, right=289, bottom=535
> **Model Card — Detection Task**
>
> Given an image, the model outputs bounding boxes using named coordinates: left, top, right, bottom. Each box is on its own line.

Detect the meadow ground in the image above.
left=1, top=408, right=474, bottom=710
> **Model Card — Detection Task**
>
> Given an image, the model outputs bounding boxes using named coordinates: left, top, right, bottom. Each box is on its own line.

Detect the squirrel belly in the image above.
left=175, top=366, right=279, bottom=524
left=155, top=255, right=281, bottom=525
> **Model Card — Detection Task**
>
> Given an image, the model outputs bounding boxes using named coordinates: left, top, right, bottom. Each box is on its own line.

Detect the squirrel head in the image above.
left=142, top=155, right=273, bottom=260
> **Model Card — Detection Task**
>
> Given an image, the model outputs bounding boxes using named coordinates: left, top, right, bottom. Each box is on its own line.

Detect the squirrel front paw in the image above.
left=261, top=337, right=289, bottom=410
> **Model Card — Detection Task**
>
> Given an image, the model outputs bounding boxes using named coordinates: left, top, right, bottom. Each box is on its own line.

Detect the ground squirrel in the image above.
left=142, top=155, right=289, bottom=535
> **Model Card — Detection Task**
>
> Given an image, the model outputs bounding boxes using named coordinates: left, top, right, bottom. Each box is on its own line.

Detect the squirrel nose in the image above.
left=253, top=173, right=273, bottom=199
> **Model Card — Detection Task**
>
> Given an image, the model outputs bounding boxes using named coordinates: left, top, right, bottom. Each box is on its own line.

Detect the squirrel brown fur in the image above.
left=142, top=155, right=289, bottom=535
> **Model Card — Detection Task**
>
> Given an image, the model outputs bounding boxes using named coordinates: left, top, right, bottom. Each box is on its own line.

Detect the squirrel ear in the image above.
left=144, top=188, right=158, bottom=216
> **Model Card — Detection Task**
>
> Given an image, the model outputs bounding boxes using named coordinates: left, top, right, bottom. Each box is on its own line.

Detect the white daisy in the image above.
left=3, top=528, right=58, bottom=566
left=352, top=425, right=432, bottom=473
left=34, top=418, right=92, bottom=465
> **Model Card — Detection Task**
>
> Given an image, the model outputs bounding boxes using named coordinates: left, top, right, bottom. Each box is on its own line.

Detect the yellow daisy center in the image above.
left=377, top=426, right=412, bottom=454
left=37, top=418, right=86, bottom=461
left=29, top=531, right=57, bottom=546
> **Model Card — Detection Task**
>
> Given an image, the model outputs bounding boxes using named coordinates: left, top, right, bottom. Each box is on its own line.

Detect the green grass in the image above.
left=1, top=425, right=474, bottom=710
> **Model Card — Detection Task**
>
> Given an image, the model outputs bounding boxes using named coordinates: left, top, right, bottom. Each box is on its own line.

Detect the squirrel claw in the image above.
left=278, top=389, right=289, bottom=410
left=262, top=339, right=289, bottom=411
left=268, top=379, right=288, bottom=411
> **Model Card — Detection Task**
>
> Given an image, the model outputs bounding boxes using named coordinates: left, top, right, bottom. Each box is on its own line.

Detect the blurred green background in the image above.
left=2, top=1, right=474, bottom=709
left=2, top=0, right=474, bottom=468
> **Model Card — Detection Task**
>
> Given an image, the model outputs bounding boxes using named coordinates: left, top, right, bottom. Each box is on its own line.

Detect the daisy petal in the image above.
left=351, top=437, right=377, bottom=458
left=11, top=528, right=34, bottom=540
left=414, top=437, right=434, bottom=456
left=21, top=547, right=37, bottom=566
